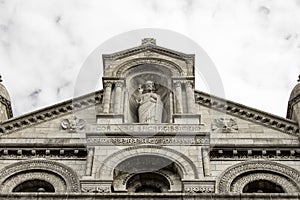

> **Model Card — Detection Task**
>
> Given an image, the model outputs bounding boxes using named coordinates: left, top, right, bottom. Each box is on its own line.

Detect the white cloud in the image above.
left=0, top=0, right=299, bottom=117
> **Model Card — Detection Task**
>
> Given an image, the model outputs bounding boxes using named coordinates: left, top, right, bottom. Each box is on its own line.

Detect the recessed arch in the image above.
left=13, top=179, right=55, bottom=193
left=0, top=159, right=80, bottom=193
left=216, top=161, right=300, bottom=193
left=112, top=155, right=182, bottom=192
left=97, top=145, right=198, bottom=180
left=114, top=58, right=184, bottom=77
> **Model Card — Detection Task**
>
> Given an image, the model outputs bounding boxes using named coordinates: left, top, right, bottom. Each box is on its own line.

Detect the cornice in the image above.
left=0, top=90, right=103, bottom=136
left=102, top=44, right=194, bottom=62
left=195, top=90, right=299, bottom=136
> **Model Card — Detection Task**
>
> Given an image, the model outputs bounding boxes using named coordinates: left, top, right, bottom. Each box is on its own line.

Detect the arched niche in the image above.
left=121, top=64, right=175, bottom=123
left=112, top=155, right=182, bottom=192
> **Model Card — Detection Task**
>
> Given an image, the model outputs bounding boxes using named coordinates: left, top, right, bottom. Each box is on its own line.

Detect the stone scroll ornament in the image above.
left=211, top=118, right=238, bottom=132
left=61, top=115, right=86, bottom=132
left=136, top=80, right=163, bottom=123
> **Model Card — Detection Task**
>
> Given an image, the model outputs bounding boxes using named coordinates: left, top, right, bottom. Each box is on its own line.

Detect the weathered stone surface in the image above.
left=0, top=39, right=299, bottom=199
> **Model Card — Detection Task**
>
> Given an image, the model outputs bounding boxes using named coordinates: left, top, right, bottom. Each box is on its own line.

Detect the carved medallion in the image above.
left=211, top=118, right=238, bottom=132
left=61, top=115, right=86, bottom=132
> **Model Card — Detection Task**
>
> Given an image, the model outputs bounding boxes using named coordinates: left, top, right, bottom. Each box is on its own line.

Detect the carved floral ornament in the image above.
left=61, top=115, right=86, bottom=132
left=217, top=161, right=300, bottom=193
left=211, top=118, right=238, bottom=132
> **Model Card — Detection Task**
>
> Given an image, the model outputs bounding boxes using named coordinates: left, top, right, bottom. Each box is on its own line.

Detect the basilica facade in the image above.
left=0, top=38, right=300, bottom=199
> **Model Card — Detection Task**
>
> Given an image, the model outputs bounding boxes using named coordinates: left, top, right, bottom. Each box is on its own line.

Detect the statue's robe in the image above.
left=138, top=92, right=163, bottom=123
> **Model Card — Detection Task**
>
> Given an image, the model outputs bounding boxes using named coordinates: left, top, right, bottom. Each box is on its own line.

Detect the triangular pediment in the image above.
left=102, top=38, right=195, bottom=77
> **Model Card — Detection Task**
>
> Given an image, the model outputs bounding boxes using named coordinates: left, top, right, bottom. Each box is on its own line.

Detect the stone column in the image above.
left=103, top=81, right=113, bottom=113
left=114, top=81, right=123, bottom=114
left=185, top=81, right=195, bottom=113
left=202, top=147, right=211, bottom=176
left=174, top=81, right=183, bottom=113
left=85, top=147, right=95, bottom=176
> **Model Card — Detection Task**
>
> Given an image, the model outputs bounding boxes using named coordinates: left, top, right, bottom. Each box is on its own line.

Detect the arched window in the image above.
left=243, top=180, right=284, bottom=193
left=126, top=173, right=170, bottom=193
left=13, top=180, right=55, bottom=193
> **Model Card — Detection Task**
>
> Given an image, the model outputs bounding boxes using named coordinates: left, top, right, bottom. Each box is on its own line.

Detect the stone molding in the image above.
left=230, top=172, right=299, bottom=193
left=80, top=180, right=111, bottom=193
left=97, top=145, right=199, bottom=179
left=195, top=90, right=299, bottom=136
left=217, top=161, right=300, bottom=193
left=210, top=148, right=300, bottom=160
left=0, top=91, right=103, bottom=135
left=114, top=58, right=184, bottom=77
left=0, top=147, right=87, bottom=159
left=102, top=44, right=194, bottom=64
left=1, top=171, right=67, bottom=193
left=0, top=159, right=80, bottom=192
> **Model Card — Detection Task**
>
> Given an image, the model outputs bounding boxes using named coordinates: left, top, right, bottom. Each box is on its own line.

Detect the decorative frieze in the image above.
left=184, top=185, right=214, bottom=193
left=81, top=181, right=111, bottom=193
left=87, top=135, right=209, bottom=146
left=183, top=181, right=215, bottom=193
left=210, top=148, right=300, bottom=160
left=81, top=185, right=110, bottom=193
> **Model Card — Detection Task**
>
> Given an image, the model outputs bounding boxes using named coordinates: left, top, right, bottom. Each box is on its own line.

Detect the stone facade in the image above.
left=0, top=38, right=300, bottom=199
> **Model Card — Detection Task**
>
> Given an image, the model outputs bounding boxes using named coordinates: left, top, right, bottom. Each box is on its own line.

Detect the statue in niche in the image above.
left=136, top=80, right=163, bottom=123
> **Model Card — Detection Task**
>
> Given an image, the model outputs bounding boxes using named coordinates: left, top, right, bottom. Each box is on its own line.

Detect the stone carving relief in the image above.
left=0, top=160, right=80, bottom=192
left=184, top=185, right=214, bottom=193
left=211, top=118, right=238, bottom=132
left=230, top=172, right=298, bottom=193
left=81, top=185, right=110, bottom=193
left=217, top=161, right=300, bottom=193
left=1, top=171, right=67, bottom=193
left=136, top=80, right=163, bottom=123
left=61, top=115, right=86, bottom=132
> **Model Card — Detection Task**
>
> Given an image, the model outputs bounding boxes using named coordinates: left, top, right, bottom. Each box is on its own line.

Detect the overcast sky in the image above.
left=0, top=0, right=299, bottom=118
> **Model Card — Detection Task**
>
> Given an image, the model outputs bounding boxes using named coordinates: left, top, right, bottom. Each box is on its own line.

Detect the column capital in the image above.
left=184, top=80, right=194, bottom=88
left=115, top=81, right=124, bottom=87
left=103, top=81, right=113, bottom=88
left=174, top=81, right=182, bottom=87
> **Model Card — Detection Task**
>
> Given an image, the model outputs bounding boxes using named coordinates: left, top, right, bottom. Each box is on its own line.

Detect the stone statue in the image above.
left=136, top=80, right=163, bottom=123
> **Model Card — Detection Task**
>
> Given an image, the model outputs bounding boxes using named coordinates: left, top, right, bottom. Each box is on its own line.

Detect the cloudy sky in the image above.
left=0, top=0, right=299, bottom=118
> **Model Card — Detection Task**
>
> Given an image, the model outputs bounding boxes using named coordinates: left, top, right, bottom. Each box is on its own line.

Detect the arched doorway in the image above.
left=112, top=155, right=182, bottom=193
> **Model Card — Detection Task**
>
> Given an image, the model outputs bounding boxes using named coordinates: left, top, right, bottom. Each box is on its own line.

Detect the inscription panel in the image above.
left=87, top=135, right=209, bottom=146
left=88, top=124, right=203, bottom=134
